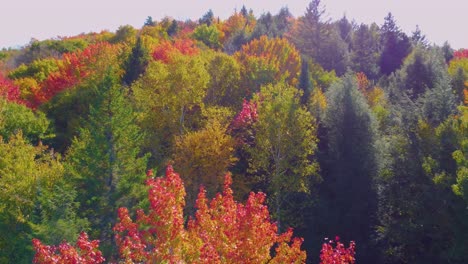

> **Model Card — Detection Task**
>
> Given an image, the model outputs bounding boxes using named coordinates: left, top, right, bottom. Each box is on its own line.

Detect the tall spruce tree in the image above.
left=123, top=37, right=149, bottom=86
left=66, top=69, right=149, bottom=257
left=379, top=13, right=411, bottom=75
left=298, top=57, right=312, bottom=105
left=316, top=73, right=380, bottom=262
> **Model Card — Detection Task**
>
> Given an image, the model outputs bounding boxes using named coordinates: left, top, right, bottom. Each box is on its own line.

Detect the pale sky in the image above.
left=1, top=0, right=467, bottom=50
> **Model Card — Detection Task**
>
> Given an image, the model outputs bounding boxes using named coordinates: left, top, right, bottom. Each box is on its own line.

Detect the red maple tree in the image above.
left=33, top=165, right=306, bottom=263
left=152, top=39, right=199, bottom=63
left=114, top=165, right=306, bottom=263
left=320, top=236, right=356, bottom=264
left=32, top=232, right=104, bottom=264
left=0, top=73, right=22, bottom=103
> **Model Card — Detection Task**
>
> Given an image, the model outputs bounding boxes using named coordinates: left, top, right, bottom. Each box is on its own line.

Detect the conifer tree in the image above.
left=66, top=69, right=149, bottom=256
left=123, top=37, right=149, bottom=86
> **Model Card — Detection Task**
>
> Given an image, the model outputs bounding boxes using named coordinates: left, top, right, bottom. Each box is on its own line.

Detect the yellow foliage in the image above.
left=367, top=86, right=386, bottom=108
left=309, top=88, right=327, bottom=116
left=174, top=121, right=237, bottom=205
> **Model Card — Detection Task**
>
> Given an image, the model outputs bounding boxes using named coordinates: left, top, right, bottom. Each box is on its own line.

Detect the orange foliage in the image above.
left=152, top=39, right=199, bottom=63
left=114, top=166, right=307, bottom=263
left=31, top=42, right=119, bottom=108
left=235, top=36, right=301, bottom=86
left=356, top=72, right=371, bottom=95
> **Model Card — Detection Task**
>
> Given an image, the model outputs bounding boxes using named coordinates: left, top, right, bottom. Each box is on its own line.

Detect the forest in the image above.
left=0, top=0, right=467, bottom=263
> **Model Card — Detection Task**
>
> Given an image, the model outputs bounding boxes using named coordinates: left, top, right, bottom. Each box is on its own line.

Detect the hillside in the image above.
left=0, top=1, right=467, bottom=263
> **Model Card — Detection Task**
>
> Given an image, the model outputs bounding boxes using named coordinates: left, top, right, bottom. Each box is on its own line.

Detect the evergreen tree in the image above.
left=379, top=13, right=411, bottom=75
left=294, top=0, right=329, bottom=62
left=351, top=23, right=380, bottom=79
left=337, top=15, right=353, bottom=47
left=298, top=57, right=312, bottom=105
left=411, top=25, right=428, bottom=47
left=123, top=37, right=149, bottom=86
left=316, top=73, right=380, bottom=262
left=167, top=19, right=179, bottom=37
left=66, top=69, right=149, bottom=257
left=144, top=16, right=155, bottom=27
left=199, top=9, right=214, bottom=26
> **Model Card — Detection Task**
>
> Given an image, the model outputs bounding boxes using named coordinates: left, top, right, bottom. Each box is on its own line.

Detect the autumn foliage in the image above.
left=152, top=39, right=199, bottom=63
left=319, top=237, right=356, bottom=264
left=31, top=42, right=118, bottom=108
left=235, top=36, right=301, bottom=87
left=229, top=98, right=258, bottom=145
left=453, top=49, right=468, bottom=60
left=33, top=166, right=306, bottom=263
left=114, top=165, right=306, bottom=263
left=0, top=73, right=21, bottom=103
left=32, top=232, right=104, bottom=264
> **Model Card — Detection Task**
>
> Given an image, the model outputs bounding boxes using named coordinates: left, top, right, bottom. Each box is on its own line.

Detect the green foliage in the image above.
left=248, top=82, right=319, bottom=229
left=123, top=37, right=149, bottom=86
left=318, top=73, right=380, bottom=262
left=379, top=13, right=412, bottom=75
left=66, top=70, right=149, bottom=256
left=0, top=133, right=84, bottom=263
left=351, top=23, right=380, bottom=79
left=452, top=106, right=468, bottom=203
left=298, top=57, right=312, bottom=105
left=0, top=100, right=52, bottom=143
left=204, top=52, right=243, bottom=109
left=110, top=25, right=137, bottom=44
left=193, top=24, right=222, bottom=49
left=8, top=58, right=59, bottom=82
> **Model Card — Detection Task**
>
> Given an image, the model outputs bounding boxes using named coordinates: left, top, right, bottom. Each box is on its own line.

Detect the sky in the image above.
left=1, top=0, right=467, bottom=50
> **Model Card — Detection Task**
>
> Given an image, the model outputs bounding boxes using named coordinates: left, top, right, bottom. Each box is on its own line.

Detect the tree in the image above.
left=337, top=15, right=353, bottom=46
left=0, top=99, right=51, bottom=144
left=0, top=73, right=22, bottom=103
left=110, top=25, right=136, bottom=44
left=66, top=70, right=149, bottom=257
left=317, top=74, right=379, bottom=262
left=292, top=0, right=329, bottom=61
left=298, top=57, right=312, bottom=105
left=379, top=13, right=411, bottom=75
left=204, top=52, right=243, bottom=109
left=123, top=37, right=149, bottom=86
left=235, top=36, right=301, bottom=93
left=114, top=166, right=307, bottom=263
left=0, top=133, right=84, bottom=263
left=351, top=23, right=380, bottom=79
left=151, top=38, right=199, bottom=63
left=32, top=232, right=104, bottom=264
left=132, top=53, right=209, bottom=163
left=199, top=9, right=214, bottom=26
left=173, top=120, right=237, bottom=214
left=451, top=105, right=468, bottom=203
left=248, top=83, right=319, bottom=230
left=144, top=16, right=155, bottom=27
left=320, top=237, right=356, bottom=264
left=411, top=25, right=428, bottom=47
left=193, top=24, right=222, bottom=49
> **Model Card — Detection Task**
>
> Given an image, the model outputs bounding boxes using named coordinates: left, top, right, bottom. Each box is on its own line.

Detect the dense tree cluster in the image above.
left=0, top=1, right=467, bottom=263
